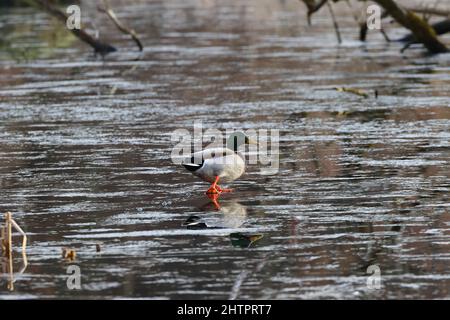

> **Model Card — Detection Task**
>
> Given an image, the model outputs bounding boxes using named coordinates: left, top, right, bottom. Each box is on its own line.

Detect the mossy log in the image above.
left=371, top=0, right=448, bottom=53
left=399, top=19, right=450, bottom=43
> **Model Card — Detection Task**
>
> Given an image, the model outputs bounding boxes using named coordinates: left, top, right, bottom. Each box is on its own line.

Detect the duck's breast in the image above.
left=219, top=154, right=245, bottom=182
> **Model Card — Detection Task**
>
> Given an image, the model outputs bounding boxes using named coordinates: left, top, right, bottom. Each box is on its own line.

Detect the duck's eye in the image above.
left=211, top=152, right=215, bottom=158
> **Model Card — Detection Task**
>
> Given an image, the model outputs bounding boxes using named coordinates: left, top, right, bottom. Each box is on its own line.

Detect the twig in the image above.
left=300, top=0, right=328, bottom=25
left=1, top=222, right=5, bottom=253
left=1, top=212, right=28, bottom=291
left=18, top=248, right=28, bottom=275
left=360, top=18, right=391, bottom=42
left=345, top=0, right=362, bottom=26
left=380, top=27, right=391, bottom=42
left=10, top=219, right=27, bottom=252
left=327, top=1, right=342, bottom=44
left=1, top=212, right=27, bottom=253
left=5, top=212, right=12, bottom=257
left=347, top=2, right=370, bottom=42
left=99, top=0, right=143, bottom=51
left=359, top=23, right=368, bottom=41
left=5, top=212, right=13, bottom=291
left=400, top=41, right=414, bottom=53
left=346, top=0, right=391, bottom=42
left=32, top=0, right=116, bottom=55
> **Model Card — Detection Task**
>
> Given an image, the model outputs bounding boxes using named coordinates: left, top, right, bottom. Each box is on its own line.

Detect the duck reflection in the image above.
left=183, top=195, right=263, bottom=248
left=184, top=197, right=247, bottom=229
left=229, top=233, right=263, bottom=248
left=205, top=193, right=222, bottom=210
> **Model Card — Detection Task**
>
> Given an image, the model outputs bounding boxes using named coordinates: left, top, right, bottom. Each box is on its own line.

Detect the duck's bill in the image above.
left=246, top=137, right=257, bottom=145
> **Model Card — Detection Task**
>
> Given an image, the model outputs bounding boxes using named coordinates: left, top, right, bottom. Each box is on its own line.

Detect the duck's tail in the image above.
left=182, top=163, right=202, bottom=172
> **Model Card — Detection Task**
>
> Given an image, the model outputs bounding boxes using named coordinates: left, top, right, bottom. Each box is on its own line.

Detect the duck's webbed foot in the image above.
left=216, top=185, right=233, bottom=193
left=206, top=176, right=221, bottom=195
left=205, top=176, right=234, bottom=194
left=206, top=186, right=220, bottom=194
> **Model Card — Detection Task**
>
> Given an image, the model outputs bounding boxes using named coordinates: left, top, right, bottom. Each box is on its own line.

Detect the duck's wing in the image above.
left=183, top=148, right=234, bottom=164
left=198, top=147, right=236, bottom=160
left=182, top=148, right=237, bottom=175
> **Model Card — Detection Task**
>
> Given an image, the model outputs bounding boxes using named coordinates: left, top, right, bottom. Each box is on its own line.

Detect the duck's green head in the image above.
left=226, top=131, right=257, bottom=152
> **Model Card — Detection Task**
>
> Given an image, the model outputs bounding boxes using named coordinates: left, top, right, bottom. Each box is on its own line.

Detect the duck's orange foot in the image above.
left=217, top=186, right=233, bottom=193
left=206, top=186, right=221, bottom=194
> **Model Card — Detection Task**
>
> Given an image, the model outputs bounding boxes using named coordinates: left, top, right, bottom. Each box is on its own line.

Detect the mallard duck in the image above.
left=182, top=132, right=256, bottom=194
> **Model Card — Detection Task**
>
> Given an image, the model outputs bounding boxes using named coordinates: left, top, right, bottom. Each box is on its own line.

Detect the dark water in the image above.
left=0, top=0, right=449, bottom=299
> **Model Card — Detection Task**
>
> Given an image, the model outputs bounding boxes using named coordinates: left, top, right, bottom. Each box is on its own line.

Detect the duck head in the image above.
left=226, top=131, right=257, bottom=152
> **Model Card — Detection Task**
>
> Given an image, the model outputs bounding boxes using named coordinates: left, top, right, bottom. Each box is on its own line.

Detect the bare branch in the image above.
left=32, top=0, right=116, bottom=55
left=10, top=219, right=27, bottom=252
left=327, top=1, right=342, bottom=44
left=380, top=27, right=391, bottom=42
left=99, top=0, right=143, bottom=52
left=300, top=0, right=329, bottom=25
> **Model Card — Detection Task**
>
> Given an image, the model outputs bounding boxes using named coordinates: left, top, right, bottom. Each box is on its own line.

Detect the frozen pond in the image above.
left=0, top=0, right=449, bottom=299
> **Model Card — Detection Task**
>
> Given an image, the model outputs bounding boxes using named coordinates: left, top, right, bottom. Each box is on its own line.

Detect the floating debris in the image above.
left=62, top=248, right=77, bottom=261
left=334, top=87, right=370, bottom=98
left=1, top=212, right=28, bottom=291
left=1, top=212, right=27, bottom=257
